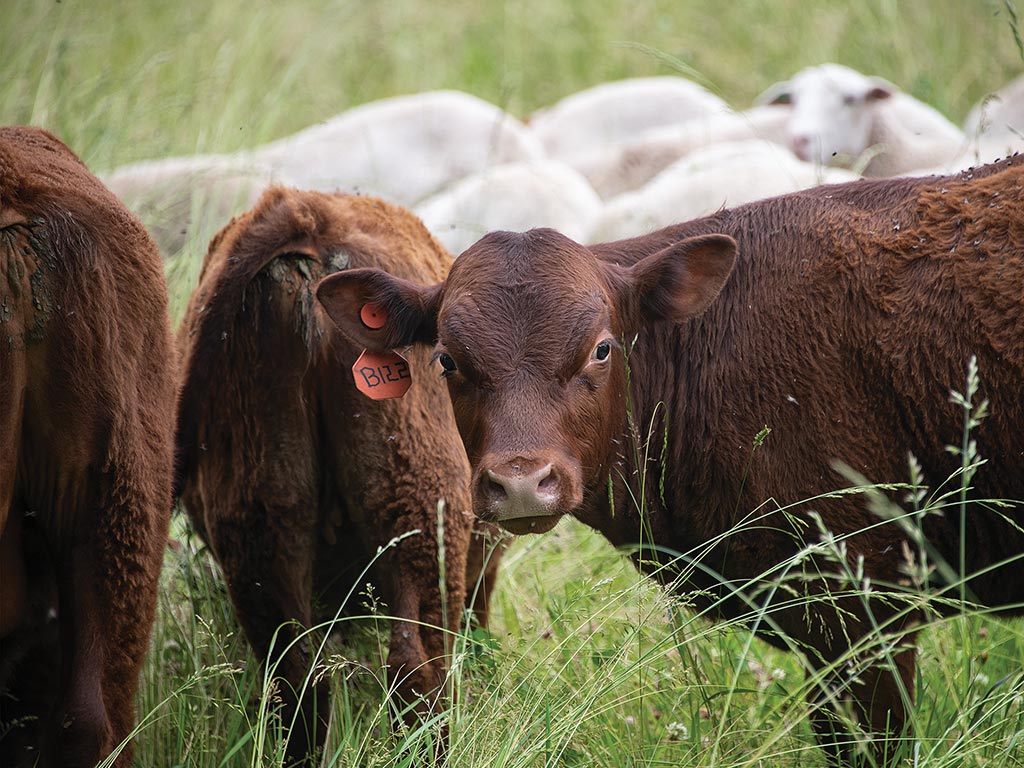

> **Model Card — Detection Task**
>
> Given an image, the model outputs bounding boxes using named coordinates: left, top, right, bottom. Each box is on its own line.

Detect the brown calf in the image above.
left=0, top=127, right=175, bottom=767
left=175, top=187, right=503, bottom=765
left=317, top=158, right=1024, bottom=765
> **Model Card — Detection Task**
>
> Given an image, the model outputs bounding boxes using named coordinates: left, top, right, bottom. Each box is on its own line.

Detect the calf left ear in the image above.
left=316, top=269, right=443, bottom=350
left=609, top=234, right=737, bottom=328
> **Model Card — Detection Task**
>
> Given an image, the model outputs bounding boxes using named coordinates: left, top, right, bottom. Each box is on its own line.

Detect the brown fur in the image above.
left=175, top=187, right=503, bottom=766
left=317, top=158, right=1024, bottom=766
left=0, top=127, right=175, bottom=767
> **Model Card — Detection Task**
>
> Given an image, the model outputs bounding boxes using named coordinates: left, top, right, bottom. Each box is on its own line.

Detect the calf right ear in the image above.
left=316, top=269, right=444, bottom=350
left=609, top=234, right=737, bottom=329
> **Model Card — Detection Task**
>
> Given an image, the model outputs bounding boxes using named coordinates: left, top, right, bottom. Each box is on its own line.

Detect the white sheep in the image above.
left=963, top=73, right=1024, bottom=162
left=572, top=105, right=791, bottom=198
left=102, top=154, right=274, bottom=259
left=250, top=90, right=545, bottom=205
left=528, top=77, right=730, bottom=166
left=590, top=139, right=859, bottom=242
left=415, top=160, right=602, bottom=255
left=755, top=63, right=965, bottom=177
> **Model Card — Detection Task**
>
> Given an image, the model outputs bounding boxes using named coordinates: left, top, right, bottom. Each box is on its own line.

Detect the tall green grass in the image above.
left=125, top=502, right=1024, bottom=766
left=2, top=0, right=1022, bottom=169
left=119, top=361, right=1024, bottom=767
left=3, top=2, right=1024, bottom=766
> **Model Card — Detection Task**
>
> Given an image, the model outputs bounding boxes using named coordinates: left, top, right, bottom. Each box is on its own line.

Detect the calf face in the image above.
left=317, top=228, right=736, bottom=532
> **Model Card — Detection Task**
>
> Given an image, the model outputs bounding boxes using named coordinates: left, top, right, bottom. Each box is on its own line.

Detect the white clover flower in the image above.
left=666, top=721, right=689, bottom=740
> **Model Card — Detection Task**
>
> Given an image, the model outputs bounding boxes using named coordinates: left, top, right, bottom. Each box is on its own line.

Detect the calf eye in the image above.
left=593, top=340, right=611, bottom=361
left=437, top=352, right=458, bottom=375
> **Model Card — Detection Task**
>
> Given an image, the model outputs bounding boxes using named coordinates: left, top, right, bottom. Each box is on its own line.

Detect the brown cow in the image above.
left=175, top=186, right=503, bottom=766
left=317, top=158, right=1024, bottom=765
left=0, top=127, right=175, bottom=767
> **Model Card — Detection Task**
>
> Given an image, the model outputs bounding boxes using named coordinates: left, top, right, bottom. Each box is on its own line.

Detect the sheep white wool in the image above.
left=963, top=73, right=1024, bottom=162
left=415, top=160, right=602, bottom=255
left=529, top=77, right=731, bottom=166
left=572, top=105, right=791, bottom=199
left=101, top=74, right=1014, bottom=265
left=101, top=154, right=274, bottom=259
left=590, top=140, right=859, bottom=242
left=250, top=90, right=545, bottom=205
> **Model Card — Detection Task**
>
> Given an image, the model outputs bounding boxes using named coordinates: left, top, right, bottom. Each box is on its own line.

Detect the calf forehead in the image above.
left=452, top=228, right=602, bottom=281
left=441, top=229, right=611, bottom=343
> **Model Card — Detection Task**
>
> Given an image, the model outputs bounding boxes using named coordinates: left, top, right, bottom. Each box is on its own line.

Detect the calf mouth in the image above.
left=495, top=514, right=563, bottom=536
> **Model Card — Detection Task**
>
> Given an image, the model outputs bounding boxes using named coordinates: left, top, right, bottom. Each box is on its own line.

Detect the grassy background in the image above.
left=3, top=0, right=1023, bottom=170
left=3, top=1, right=1024, bottom=766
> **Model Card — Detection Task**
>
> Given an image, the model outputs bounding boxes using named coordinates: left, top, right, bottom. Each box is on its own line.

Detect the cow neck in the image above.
left=588, top=207, right=776, bottom=557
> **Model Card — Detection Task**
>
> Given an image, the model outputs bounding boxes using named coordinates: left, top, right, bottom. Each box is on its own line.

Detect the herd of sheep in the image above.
left=103, top=63, right=1024, bottom=260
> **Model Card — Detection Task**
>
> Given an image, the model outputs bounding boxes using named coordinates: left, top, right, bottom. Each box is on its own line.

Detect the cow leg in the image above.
left=0, top=340, right=25, bottom=636
left=214, top=512, right=328, bottom=767
left=386, top=584, right=447, bottom=719
left=0, top=506, right=27, bottom=639
left=383, top=576, right=452, bottom=764
left=808, top=640, right=916, bottom=767
left=0, top=513, right=49, bottom=768
left=44, top=466, right=169, bottom=768
left=0, top=510, right=60, bottom=766
left=43, top=543, right=114, bottom=768
left=463, top=521, right=505, bottom=628
left=363, top=507, right=468, bottom=747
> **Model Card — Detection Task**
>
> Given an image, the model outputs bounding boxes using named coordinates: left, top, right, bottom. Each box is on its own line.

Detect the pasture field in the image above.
left=3, top=1, right=1024, bottom=766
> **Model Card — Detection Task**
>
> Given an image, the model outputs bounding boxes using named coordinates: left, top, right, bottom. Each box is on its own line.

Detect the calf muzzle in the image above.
left=473, top=457, right=574, bottom=534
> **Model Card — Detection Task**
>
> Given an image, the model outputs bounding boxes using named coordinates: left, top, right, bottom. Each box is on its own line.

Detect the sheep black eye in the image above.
left=438, top=353, right=457, bottom=375
left=593, top=341, right=611, bottom=361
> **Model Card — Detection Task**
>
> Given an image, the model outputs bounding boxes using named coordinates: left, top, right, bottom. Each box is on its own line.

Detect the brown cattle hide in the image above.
left=317, top=157, right=1024, bottom=766
left=0, top=127, right=175, bottom=768
left=175, top=186, right=503, bottom=766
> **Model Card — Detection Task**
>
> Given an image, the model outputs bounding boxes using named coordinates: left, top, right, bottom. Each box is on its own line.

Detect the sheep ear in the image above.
left=316, top=268, right=443, bottom=351
left=866, top=77, right=896, bottom=101
left=755, top=80, right=793, bottom=106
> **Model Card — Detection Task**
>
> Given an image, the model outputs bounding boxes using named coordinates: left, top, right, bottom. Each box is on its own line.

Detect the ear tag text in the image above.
left=352, top=349, right=411, bottom=400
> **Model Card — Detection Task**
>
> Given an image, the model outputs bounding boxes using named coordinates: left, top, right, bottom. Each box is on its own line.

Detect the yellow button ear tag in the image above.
left=352, top=349, right=411, bottom=400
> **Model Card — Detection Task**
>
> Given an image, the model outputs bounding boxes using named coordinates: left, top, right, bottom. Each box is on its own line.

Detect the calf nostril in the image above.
left=536, top=465, right=557, bottom=495
left=484, top=470, right=509, bottom=502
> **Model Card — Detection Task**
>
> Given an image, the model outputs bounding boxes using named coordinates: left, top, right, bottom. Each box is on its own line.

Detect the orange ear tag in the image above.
left=352, top=302, right=411, bottom=399
left=352, top=349, right=412, bottom=400
left=360, top=301, right=388, bottom=330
